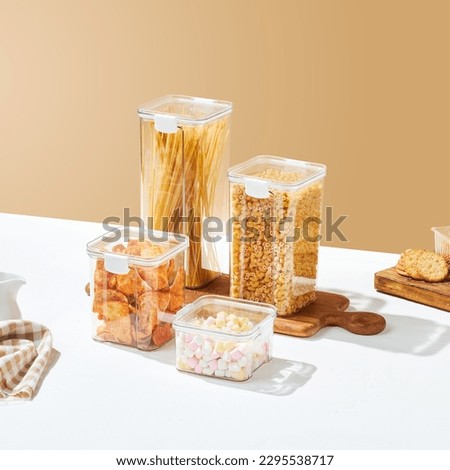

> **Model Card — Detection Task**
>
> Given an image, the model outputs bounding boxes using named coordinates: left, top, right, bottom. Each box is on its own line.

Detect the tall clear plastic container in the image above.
left=138, top=95, right=232, bottom=289
left=228, top=155, right=327, bottom=316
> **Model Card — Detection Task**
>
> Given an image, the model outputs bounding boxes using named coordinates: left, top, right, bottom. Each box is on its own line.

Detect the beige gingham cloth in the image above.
left=0, top=320, right=53, bottom=399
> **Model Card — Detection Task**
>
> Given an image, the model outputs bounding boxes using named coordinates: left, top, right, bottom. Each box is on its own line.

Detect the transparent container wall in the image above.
left=432, top=227, right=450, bottom=255
left=90, top=242, right=185, bottom=351
left=140, top=96, right=231, bottom=289
left=174, top=297, right=274, bottom=381
left=229, top=157, right=326, bottom=316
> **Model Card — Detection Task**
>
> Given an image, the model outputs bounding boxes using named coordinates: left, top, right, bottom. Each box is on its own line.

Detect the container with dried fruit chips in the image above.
left=173, top=295, right=276, bottom=381
left=228, top=155, right=327, bottom=316
left=86, top=227, right=189, bottom=350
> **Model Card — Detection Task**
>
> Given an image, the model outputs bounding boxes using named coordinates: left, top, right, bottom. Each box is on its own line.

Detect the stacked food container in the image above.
left=86, top=94, right=327, bottom=381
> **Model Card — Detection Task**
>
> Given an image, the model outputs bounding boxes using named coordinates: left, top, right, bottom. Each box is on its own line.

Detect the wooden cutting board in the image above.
left=273, top=291, right=386, bottom=337
left=375, top=267, right=450, bottom=312
left=187, top=276, right=386, bottom=337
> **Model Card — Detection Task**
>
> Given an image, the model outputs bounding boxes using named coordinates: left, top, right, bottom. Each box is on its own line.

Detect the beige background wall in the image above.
left=1, top=0, right=449, bottom=253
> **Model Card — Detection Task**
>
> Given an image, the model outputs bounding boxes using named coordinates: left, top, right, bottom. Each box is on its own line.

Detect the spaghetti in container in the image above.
left=138, top=95, right=232, bottom=289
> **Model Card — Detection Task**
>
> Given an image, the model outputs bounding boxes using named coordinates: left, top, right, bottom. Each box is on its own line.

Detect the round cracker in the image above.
left=417, top=251, right=448, bottom=282
left=395, top=265, right=409, bottom=277
left=440, top=253, right=450, bottom=266
left=399, top=249, right=426, bottom=280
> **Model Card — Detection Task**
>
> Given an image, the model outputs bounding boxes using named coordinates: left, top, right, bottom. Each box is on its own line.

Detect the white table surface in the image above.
left=1, top=212, right=449, bottom=450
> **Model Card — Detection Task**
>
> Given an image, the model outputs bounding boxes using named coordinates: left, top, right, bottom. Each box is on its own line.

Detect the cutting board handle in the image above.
left=327, top=311, right=386, bottom=335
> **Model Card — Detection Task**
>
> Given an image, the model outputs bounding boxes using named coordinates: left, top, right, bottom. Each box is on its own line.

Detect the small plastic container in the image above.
left=228, top=155, right=327, bottom=316
left=432, top=227, right=450, bottom=255
left=173, top=295, right=275, bottom=381
left=87, top=227, right=189, bottom=350
left=138, top=95, right=232, bottom=289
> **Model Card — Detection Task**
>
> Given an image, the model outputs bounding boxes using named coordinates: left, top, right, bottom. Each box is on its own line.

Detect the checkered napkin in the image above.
left=0, top=320, right=53, bottom=399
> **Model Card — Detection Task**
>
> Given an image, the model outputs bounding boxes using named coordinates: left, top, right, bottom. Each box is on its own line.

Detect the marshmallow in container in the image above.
left=173, top=295, right=276, bottom=381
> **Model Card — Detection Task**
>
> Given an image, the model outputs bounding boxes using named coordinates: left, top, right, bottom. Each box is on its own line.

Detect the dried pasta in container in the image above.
left=138, top=95, right=232, bottom=288
left=228, top=156, right=326, bottom=316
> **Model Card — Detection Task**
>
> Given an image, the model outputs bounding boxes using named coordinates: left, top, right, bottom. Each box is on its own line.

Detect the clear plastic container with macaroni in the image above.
left=86, top=227, right=189, bottom=350
left=173, top=296, right=275, bottom=381
left=432, top=227, right=450, bottom=256
left=228, top=155, right=326, bottom=316
left=138, top=95, right=232, bottom=289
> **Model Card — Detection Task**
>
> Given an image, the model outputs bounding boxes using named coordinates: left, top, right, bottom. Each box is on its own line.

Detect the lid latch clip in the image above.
left=104, top=253, right=129, bottom=274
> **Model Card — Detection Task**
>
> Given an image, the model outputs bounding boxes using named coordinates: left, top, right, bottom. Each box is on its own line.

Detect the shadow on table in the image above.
left=192, top=358, right=316, bottom=396
left=309, top=288, right=450, bottom=356
left=103, top=343, right=316, bottom=395
left=102, top=340, right=315, bottom=395
left=103, top=339, right=176, bottom=366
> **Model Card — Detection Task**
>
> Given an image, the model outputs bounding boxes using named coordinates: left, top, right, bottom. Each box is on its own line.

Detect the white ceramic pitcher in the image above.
left=0, top=272, right=26, bottom=321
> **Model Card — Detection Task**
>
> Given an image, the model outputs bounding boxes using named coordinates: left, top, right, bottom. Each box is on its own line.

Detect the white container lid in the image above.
left=137, top=94, right=232, bottom=127
left=86, top=226, right=189, bottom=274
left=174, top=295, right=276, bottom=339
left=228, top=155, right=326, bottom=197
